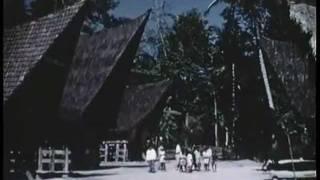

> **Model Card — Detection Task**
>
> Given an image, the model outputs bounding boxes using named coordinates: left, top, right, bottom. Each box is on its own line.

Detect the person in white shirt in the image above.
left=186, top=149, right=193, bottom=173
left=179, top=149, right=187, bottom=172
left=158, top=146, right=166, bottom=171
left=207, top=147, right=213, bottom=171
left=194, top=147, right=201, bottom=171
left=146, top=145, right=157, bottom=173
left=202, top=147, right=210, bottom=171
left=175, top=144, right=182, bottom=170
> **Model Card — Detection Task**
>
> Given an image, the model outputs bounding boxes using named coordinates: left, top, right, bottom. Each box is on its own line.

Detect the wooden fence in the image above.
left=36, top=147, right=71, bottom=176
left=8, top=150, right=22, bottom=174
left=99, top=140, right=128, bottom=166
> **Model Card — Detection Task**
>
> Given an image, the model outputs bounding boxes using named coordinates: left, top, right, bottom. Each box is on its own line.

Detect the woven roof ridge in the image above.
left=82, top=12, right=148, bottom=111
left=4, top=0, right=86, bottom=32
left=59, top=9, right=151, bottom=119
left=3, top=0, right=87, bottom=103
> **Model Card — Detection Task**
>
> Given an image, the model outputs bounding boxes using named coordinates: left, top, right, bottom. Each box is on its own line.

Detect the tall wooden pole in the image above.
left=214, top=92, right=219, bottom=147
left=215, top=122, right=219, bottom=147
left=255, top=22, right=275, bottom=110
left=231, top=63, right=236, bottom=148
left=225, top=127, right=229, bottom=147
left=185, top=112, right=189, bottom=147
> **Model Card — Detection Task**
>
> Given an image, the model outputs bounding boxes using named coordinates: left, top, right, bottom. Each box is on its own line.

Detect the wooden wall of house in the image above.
left=3, top=58, right=70, bottom=174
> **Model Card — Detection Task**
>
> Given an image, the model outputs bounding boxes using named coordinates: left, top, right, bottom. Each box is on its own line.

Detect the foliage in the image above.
left=135, top=9, right=227, bottom=145
left=158, top=106, right=180, bottom=147
left=215, top=0, right=315, bottom=158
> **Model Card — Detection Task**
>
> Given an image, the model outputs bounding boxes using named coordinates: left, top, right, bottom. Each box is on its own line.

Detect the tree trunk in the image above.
left=225, top=127, right=229, bottom=147
left=231, top=63, right=236, bottom=148
left=213, top=92, right=219, bottom=147
left=215, top=123, right=219, bottom=147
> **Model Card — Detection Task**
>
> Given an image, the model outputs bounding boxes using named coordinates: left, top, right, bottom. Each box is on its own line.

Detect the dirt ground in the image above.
left=45, top=159, right=271, bottom=180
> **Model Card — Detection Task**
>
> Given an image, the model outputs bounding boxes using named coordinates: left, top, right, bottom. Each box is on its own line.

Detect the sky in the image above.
left=24, top=0, right=226, bottom=29
left=113, top=0, right=226, bottom=28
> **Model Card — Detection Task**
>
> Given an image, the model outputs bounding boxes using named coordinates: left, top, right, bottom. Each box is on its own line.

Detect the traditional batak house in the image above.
left=4, top=1, right=90, bottom=175
left=259, top=0, right=316, bottom=158
left=4, top=0, right=172, bottom=175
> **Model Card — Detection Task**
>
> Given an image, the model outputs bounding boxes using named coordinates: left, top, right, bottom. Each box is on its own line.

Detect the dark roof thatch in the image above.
left=260, top=36, right=315, bottom=118
left=59, top=10, right=151, bottom=120
left=3, top=1, right=87, bottom=103
left=117, top=80, right=172, bottom=131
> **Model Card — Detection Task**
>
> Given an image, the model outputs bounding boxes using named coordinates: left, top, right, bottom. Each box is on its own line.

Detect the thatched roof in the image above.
left=3, top=0, right=87, bottom=103
left=289, top=1, right=316, bottom=56
left=59, top=10, right=151, bottom=120
left=117, top=80, right=172, bottom=131
left=260, top=36, right=315, bottom=118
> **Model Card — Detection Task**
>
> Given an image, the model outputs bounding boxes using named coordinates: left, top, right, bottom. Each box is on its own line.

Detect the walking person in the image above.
left=179, top=149, right=187, bottom=172
left=211, top=150, right=217, bottom=172
left=194, top=147, right=201, bottom=171
left=146, top=145, right=157, bottom=173
left=203, top=147, right=210, bottom=171
left=158, top=146, right=166, bottom=171
left=207, top=146, right=213, bottom=169
left=186, top=149, right=193, bottom=173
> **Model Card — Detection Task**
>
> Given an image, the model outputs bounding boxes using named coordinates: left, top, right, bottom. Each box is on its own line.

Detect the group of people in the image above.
left=175, top=144, right=217, bottom=173
left=145, top=139, right=166, bottom=173
left=145, top=140, right=218, bottom=173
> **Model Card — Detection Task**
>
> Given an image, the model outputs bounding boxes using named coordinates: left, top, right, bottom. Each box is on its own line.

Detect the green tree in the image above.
left=208, top=0, right=315, bottom=159
left=155, top=9, right=225, bottom=145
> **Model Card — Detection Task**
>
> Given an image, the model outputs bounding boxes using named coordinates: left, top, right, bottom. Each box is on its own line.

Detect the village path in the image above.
left=47, top=160, right=271, bottom=180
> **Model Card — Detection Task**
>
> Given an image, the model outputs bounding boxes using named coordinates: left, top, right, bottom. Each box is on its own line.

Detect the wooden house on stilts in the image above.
left=3, top=0, right=172, bottom=176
